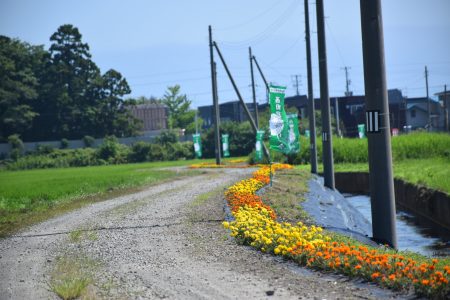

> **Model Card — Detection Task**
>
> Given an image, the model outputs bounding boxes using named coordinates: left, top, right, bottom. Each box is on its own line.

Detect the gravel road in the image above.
left=0, top=167, right=404, bottom=299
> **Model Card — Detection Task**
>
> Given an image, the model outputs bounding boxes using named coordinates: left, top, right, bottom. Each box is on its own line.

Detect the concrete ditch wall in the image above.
left=334, top=172, right=450, bottom=231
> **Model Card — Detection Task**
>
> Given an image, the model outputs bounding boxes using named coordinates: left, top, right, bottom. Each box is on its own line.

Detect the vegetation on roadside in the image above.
left=222, top=165, right=450, bottom=299
left=0, top=160, right=202, bottom=237
left=50, top=254, right=98, bottom=300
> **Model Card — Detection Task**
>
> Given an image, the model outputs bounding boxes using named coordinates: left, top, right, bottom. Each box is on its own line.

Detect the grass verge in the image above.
left=297, top=157, right=450, bottom=195
left=0, top=160, right=204, bottom=237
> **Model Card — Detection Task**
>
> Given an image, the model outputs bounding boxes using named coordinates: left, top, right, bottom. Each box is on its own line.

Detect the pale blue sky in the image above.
left=1, top=0, right=449, bottom=107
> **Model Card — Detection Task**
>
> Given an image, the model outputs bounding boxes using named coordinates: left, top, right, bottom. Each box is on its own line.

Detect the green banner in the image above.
left=305, top=129, right=310, bottom=138
left=269, top=84, right=288, bottom=153
left=192, top=134, right=202, bottom=158
left=358, top=124, right=366, bottom=139
left=286, top=114, right=300, bottom=154
left=255, top=130, right=265, bottom=162
left=222, top=134, right=230, bottom=157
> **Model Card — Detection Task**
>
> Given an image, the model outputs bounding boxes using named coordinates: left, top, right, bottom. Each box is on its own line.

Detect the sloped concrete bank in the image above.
left=334, top=172, right=450, bottom=232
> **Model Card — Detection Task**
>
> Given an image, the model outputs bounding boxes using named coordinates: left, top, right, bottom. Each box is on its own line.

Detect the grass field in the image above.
left=0, top=159, right=213, bottom=236
left=298, top=157, right=450, bottom=194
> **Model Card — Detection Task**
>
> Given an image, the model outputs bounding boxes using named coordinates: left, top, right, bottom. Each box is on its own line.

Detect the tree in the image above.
left=0, top=36, right=41, bottom=141
left=161, top=85, right=193, bottom=130
left=95, top=69, right=141, bottom=137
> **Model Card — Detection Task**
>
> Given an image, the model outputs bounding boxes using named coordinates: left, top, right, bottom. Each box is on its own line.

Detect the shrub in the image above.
left=35, top=144, right=55, bottom=155
left=96, top=136, right=119, bottom=161
left=128, top=141, right=152, bottom=162
left=82, top=135, right=95, bottom=148
left=154, top=130, right=178, bottom=145
left=7, top=134, right=24, bottom=160
left=60, top=138, right=69, bottom=149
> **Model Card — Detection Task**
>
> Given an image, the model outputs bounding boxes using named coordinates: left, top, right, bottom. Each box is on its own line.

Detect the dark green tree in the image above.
left=0, top=36, right=41, bottom=141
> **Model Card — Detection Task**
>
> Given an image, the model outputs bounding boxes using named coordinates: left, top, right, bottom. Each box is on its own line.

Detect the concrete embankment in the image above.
left=334, top=172, right=450, bottom=232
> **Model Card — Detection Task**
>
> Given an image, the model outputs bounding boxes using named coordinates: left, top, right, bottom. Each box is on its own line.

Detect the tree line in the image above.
left=0, top=24, right=141, bottom=142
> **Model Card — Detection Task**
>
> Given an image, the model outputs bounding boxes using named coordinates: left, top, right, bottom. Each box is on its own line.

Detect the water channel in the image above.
left=345, top=194, right=450, bottom=257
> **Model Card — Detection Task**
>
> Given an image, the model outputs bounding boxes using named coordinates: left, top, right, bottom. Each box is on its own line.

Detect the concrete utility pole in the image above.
left=335, top=98, right=341, bottom=137
left=292, top=75, right=301, bottom=96
left=342, top=66, right=352, bottom=96
left=445, top=84, right=449, bottom=132
left=209, top=25, right=221, bottom=165
left=252, top=55, right=269, bottom=103
left=304, top=0, right=318, bottom=174
left=213, top=42, right=270, bottom=161
left=425, top=66, right=431, bottom=131
left=249, top=47, right=259, bottom=128
left=316, top=0, right=335, bottom=189
left=360, top=0, right=397, bottom=248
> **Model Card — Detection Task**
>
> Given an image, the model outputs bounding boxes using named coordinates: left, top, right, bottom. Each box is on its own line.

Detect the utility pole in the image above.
left=214, top=42, right=270, bottom=160
left=425, top=66, right=431, bottom=131
left=209, top=25, right=221, bottom=165
left=335, top=98, right=341, bottom=137
left=249, top=47, right=259, bottom=128
left=360, top=0, right=397, bottom=248
left=342, top=66, right=352, bottom=96
left=316, top=0, right=334, bottom=189
left=444, top=84, right=448, bottom=132
left=304, top=0, right=318, bottom=174
left=252, top=56, right=269, bottom=103
left=195, top=109, right=198, bottom=134
left=292, top=75, right=301, bottom=96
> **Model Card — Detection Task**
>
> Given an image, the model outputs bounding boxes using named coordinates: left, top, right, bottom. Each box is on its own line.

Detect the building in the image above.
left=198, top=100, right=258, bottom=128
left=404, top=97, right=442, bottom=130
left=129, top=103, right=168, bottom=133
left=435, top=89, right=449, bottom=131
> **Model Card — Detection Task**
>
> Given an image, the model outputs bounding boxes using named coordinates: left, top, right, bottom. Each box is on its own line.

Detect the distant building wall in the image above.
left=129, top=103, right=168, bottom=131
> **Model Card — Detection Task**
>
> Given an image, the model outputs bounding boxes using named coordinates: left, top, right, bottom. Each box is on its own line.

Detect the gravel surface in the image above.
left=0, top=167, right=406, bottom=299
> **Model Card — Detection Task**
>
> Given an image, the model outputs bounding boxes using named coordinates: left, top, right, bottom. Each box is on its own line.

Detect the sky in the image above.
left=1, top=0, right=449, bottom=108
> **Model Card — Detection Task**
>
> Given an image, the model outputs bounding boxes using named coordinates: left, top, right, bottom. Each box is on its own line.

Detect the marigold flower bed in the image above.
left=221, top=164, right=449, bottom=299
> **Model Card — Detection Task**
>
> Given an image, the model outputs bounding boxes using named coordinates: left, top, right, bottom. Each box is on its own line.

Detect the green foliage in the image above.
left=0, top=36, right=41, bottom=141
left=7, top=134, right=24, bottom=160
left=154, top=130, right=178, bottom=145
left=1, top=25, right=141, bottom=142
left=82, top=135, right=95, bottom=148
left=0, top=160, right=201, bottom=236
left=161, top=85, right=198, bottom=132
left=60, top=138, right=69, bottom=149
left=294, top=132, right=450, bottom=165
left=202, top=121, right=255, bottom=158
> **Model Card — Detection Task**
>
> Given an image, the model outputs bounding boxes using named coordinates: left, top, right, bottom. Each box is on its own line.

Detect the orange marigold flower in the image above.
left=421, top=279, right=429, bottom=286
left=371, top=272, right=381, bottom=279
left=389, top=274, right=396, bottom=281
left=355, top=265, right=362, bottom=270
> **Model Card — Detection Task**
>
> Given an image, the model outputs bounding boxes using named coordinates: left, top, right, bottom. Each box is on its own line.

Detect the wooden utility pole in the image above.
left=249, top=47, right=259, bottom=128
left=360, top=0, right=397, bottom=248
left=304, top=0, right=318, bottom=174
left=209, top=25, right=221, bottom=165
left=316, top=0, right=335, bottom=189
left=214, top=42, right=270, bottom=160
left=425, top=66, right=431, bottom=131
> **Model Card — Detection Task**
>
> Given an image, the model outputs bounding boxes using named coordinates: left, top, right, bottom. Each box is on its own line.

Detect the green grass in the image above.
left=0, top=159, right=211, bottom=237
left=298, top=157, right=450, bottom=194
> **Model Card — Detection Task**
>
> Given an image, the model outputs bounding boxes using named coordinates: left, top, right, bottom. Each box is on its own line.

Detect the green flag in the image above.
left=269, top=84, right=289, bottom=153
left=192, top=134, right=202, bottom=158
left=358, top=124, right=366, bottom=139
left=255, top=130, right=265, bottom=162
left=222, top=134, right=230, bottom=157
left=286, top=114, right=300, bottom=154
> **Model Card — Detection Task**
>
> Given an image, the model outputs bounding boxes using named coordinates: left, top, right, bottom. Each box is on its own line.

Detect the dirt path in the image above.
left=0, top=167, right=403, bottom=299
